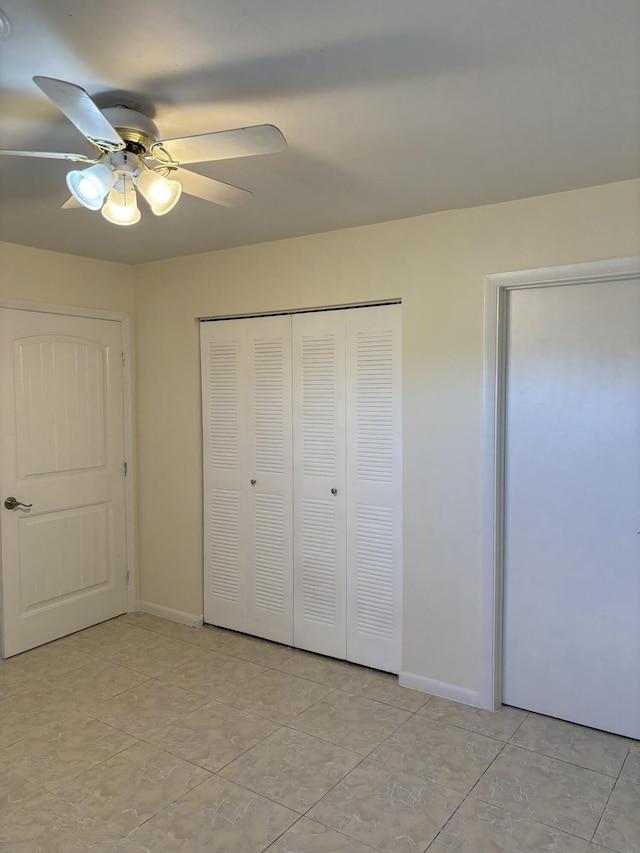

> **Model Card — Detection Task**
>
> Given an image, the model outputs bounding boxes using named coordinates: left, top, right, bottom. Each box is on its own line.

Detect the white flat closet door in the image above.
left=246, top=315, right=293, bottom=645
left=503, top=279, right=640, bottom=738
left=201, top=319, right=248, bottom=632
left=293, top=311, right=347, bottom=658
left=346, top=305, right=402, bottom=672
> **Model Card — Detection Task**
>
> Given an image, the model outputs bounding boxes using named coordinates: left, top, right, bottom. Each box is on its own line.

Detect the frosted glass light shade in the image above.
left=66, top=163, right=115, bottom=210
left=101, top=185, right=141, bottom=226
left=135, top=169, right=182, bottom=215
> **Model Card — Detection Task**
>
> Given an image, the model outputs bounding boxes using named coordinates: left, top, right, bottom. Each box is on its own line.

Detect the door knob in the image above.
left=4, top=496, right=33, bottom=510
left=250, top=479, right=257, bottom=485
left=331, top=488, right=338, bottom=495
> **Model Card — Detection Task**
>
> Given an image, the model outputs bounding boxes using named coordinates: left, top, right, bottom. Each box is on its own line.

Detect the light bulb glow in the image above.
left=150, top=182, right=172, bottom=203
left=135, top=169, right=182, bottom=215
left=66, top=163, right=115, bottom=210
left=106, top=200, right=137, bottom=223
left=77, top=176, right=101, bottom=201
left=101, top=182, right=141, bottom=226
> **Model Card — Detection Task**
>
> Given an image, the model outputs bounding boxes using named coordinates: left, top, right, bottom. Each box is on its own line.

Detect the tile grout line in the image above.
left=122, top=769, right=215, bottom=842
left=466, top=735, right=509, bottom=798
left=466, top=726, right=620, bottom=846
left=423, top=793, right=468, bottom=852
left=119, top=615, right=434, bottom=713
left=508, top=709, right=530, bottom=741
left=128, top=677, right=422, bottom=845
left=496, top=740, right=630, bottom=781
left=589, top=772, right=620, bottom=846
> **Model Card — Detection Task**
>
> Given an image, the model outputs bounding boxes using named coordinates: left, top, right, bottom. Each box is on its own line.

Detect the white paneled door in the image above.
left=503, top=279, right=640, bottom=738
left=0, top=308, right=129, bottom=657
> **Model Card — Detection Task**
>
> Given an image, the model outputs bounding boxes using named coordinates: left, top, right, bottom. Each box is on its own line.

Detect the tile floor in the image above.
left=0, top=612, right=638, bottom=852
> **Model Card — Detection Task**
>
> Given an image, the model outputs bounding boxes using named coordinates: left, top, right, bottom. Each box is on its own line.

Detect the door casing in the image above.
left=0, top=298, right=136, bottom=648
left=480, top=256, right=640, bottom=711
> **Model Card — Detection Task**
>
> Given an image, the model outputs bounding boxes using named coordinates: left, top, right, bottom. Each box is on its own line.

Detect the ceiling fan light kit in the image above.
left=1, top=76, right=287, bottom=227
left=135, top=168, right=182, bottom=216
left=66, top=162, right=115, bottom=210
left=101, top=176, right=141, bottom=226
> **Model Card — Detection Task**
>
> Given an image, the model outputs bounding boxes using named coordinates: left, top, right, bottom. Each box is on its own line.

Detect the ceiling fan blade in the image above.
left=61, top=196, right=83, bottom=209
left=0, top=148, right=94, bottom=162
left=33, top=76, right=125, bottom=152
left=175, top=168, right=252, bottom=208
left=155, top=125, right=286, bottom=165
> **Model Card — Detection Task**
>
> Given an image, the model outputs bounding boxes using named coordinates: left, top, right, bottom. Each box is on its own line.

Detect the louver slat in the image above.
left=293, top=312, right=346, bottom=659
left=253, top=337, right=285, bottom=474
left=246, top=317, right=293, bottom=645
left=201, top=322, right=247, bottom=631
left=207, top=341, right=239, bottom=470
left=346, top=305, right=402, bottom=673
left=209, top=489, right=241, bottom=602
left=356, top=330, right=394, bottom=483
left=301, top=336, right=337, bottom=477
left=301, top=498, right=338, bottom=625
left=253, top=494, right=285, bottom=613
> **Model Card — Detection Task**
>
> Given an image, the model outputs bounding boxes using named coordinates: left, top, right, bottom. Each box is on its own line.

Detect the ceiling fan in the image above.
left=0, top=76, right=287, bottom=225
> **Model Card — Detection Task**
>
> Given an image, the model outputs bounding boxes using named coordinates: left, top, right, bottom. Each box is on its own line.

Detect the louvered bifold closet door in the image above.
left=345, top=304, right=402, bottom=672
left=201, top=316, right=294, bottom=642
left=201, top=319, right=249, bottom=631
left=245, top=315, right=294, bottom=645
left=292, top=311, right=347, bottom=659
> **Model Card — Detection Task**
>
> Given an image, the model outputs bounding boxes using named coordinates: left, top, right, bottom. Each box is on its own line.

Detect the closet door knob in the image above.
left=250, top=479, right=257, bottom=485
left=331, top=488, right=337, bottom=495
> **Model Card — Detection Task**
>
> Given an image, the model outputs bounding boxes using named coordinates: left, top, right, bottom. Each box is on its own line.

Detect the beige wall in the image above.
left=0, top=241, right=135, bottom=314
left=4, top=182, right=636, bottom=695
left=133, top=179, right=639, bottom=694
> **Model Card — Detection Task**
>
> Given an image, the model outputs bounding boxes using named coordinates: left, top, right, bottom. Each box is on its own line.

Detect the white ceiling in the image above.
left=0, top=0, right=638, bottom=265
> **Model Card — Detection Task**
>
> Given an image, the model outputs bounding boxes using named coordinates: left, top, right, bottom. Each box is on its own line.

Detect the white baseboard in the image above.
left=399, top=671, right=481, bottom=708
left=136, top=601, right=204, bottom=628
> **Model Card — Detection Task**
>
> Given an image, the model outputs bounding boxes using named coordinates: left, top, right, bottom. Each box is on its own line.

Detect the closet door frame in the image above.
left=480, top=256, right=640, bottom=713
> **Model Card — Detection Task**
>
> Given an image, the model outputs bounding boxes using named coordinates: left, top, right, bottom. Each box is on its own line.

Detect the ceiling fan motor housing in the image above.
left=101, top=107, right=159, bottom=154
left=110, top=149, right=143, bottom=183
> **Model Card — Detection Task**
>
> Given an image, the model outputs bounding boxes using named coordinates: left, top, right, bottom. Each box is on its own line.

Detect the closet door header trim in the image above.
left=200, top=299, right=401, bottom=323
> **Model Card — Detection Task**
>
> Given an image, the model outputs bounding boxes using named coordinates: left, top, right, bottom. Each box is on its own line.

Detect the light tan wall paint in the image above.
left=9, top=183, right=637, bottom=693
left=34, top=178, right=624, bottom=694
left=133, top=179, right=639, bottom=691
left=0, top=241, right=135, bottom=313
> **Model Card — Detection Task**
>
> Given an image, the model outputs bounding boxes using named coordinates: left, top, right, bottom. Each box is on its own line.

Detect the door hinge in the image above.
left=121, top=352, right=125, bottom=367
left=126, top=569, right=130, bottom=585
left=123, top=461, right=128, bottom=477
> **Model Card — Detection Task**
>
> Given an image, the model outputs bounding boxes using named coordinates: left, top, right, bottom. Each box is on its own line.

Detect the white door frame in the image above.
left=480, top=256, right=640, bottom=711
left=0, top=298, right=136, bottom=615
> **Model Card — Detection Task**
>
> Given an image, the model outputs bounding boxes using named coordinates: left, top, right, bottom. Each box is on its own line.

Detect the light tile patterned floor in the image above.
left=0, top=613, right=638, bottom=852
